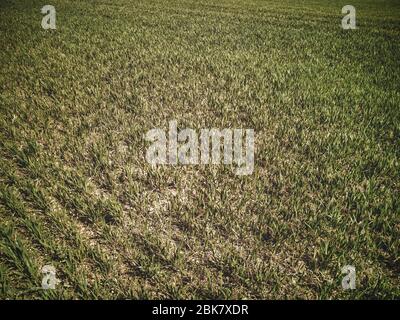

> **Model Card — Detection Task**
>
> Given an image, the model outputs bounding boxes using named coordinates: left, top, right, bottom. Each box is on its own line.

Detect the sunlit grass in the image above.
left=0, top=0, right=399, bottom=299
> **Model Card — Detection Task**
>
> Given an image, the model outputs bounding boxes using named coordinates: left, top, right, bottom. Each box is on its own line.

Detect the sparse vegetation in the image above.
left=0, top=0, right=399, bottom=299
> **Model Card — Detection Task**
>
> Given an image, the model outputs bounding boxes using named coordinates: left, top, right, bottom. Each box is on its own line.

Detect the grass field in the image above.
left=0, top=0, right=399, bottom=299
